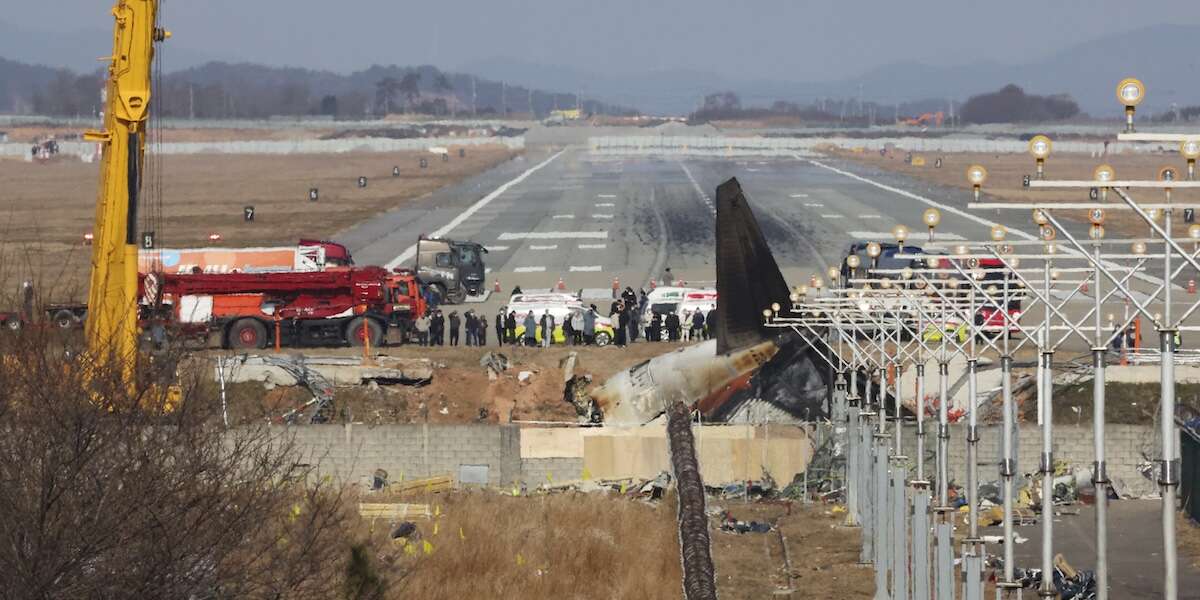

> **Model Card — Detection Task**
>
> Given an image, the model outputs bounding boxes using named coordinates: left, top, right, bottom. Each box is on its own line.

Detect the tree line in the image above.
left=1, top=59, right=635, bottom=119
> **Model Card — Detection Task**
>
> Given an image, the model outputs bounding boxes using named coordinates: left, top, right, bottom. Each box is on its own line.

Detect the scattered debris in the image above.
left=358, top=503, right=432, bottom=521
left=388, top=475, right=453, bottom=497
left=719, top=511, right=772, bottom=534
left=480, top=352, right=509, bottom=380
left=518, top=371, right=534, bottom=384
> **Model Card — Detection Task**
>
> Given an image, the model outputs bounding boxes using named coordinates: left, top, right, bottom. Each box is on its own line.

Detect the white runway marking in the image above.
left=849, top=231, right=966, bottom=241
left=821, top=214, right=844, bottom=219
left=552, top=214, right=575, bottom=219
left=529, top=244, right=558, bottom=250
left=598, top=194, right=617, bottom=198
left=861, top=214, right=883, bottom=219
left=803, top=202, right=824, bottom=208
left=592, top=214, right=614, bottom=219
left=570, top=265, right=603, bottom=272
left=679, top=162, right=716, bottom=215
left=514, top=266, right=547, bottom=273
left=790, top=193, right=809, bottom=198
left=485, top=245, right=510, bottom=251
left=498, top=231, right=609, bottom=240
left=384, top=149, right=566, bottom=269
left=595, top=202, right=615, bottom=207
left=578, top=243, right=607, bottom=249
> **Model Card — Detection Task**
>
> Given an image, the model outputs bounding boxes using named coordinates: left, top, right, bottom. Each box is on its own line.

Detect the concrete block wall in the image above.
left=521, top=458, right=587, bottom=485
left=895, top=423, right=1164, bottom=496
left=279, top=423, right=522, bottom=487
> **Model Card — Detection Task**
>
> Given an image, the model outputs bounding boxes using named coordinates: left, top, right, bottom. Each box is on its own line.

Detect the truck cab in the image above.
left=415, top=237, right=488, bottom=304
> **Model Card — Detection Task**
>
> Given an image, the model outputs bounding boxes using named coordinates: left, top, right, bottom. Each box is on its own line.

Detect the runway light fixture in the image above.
left=83, top=232, right=94, bottom=244
left=1093, top=164, right=1116, bottom=185
left=1089, top=208, right=1106, bottom=226
left=762, top=308, right=773, bottom=319
left=1146, top=208, right=1161, bottom=223
left=813, top=277, right=824, bottom=290
left=1029, top=135, right=1052, bottom=179
left=990, top=224, right=1008, bottom=242
left=846, top=254, right=861, bottom=269
left=1183, top=139, right=1200, bottom=180
left=972, top=268, right=985, bottom=281
left=827, top=266, right=840, bottom=281
left=1159, top=166, right=1179, bottom=184
left=866, top=242, right=882, bottom=259
left=208, top=232, right=223, bottom=242
left=771, top=302, right=781, bottom=313
left=1040, top=225, right=1057, bottom=241
left=923, top=208, right=941, bottom=240
left=892, top=224, right=909, bottom=244
left=798, top=285, right=809, bottom=297
left=1046, top=242, right=1057, bottom=255
left=1116, top=77, right=1145, bottom=132
left=901, top=267, right=914, bottom=280
left=789, top=293, right=800, bottom=303
left=953, top=244, right=969, bottom=256
left=1089, top=225, right=1106, bottom=240
left=1032, top=209, right=1049, bottom=226
left=1132, top=241, right=1148, bottom=255
left=1189, top=223, right=1200, bottom=241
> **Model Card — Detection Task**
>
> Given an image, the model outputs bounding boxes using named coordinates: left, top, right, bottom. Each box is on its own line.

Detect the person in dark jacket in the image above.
left=616, top=308, right=629, bottom=347
left=448, top=311, right=461, bottom=346
left=648, top=313, right=662, bottom=342
left=476, top=312, right=488, bottom=346
left=690, top=310, right=705, bottom=341
left=506, top=311, right=518, bottom=345
left=431, top=310, right=445, bottom=346
left=523, top=311, right=538, bottom=346
left=621, top=286, right=637, bottom=308
left=705, top=308, right=717, bottom=340
left=583, top=306, right=597, bottom=345
left=495, top=310, right=506, bottom=346
left=666, top=312, right=681, bottom=341
left=564, top=312, right=575, bottom=345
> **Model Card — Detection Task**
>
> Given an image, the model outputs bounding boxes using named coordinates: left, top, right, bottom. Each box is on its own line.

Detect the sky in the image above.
left=10, top=0, right=1200, bottom=82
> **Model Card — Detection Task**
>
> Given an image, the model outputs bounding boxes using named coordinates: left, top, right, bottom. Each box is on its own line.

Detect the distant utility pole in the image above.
left=501, top=82, right=507, bottom=115
left=576, top=90, right=581, bottom=112
left=471, top=77, right=477, bottom=117
left=189, top=84, right=195, bottom=120
left=528, top=89, right=534, bottom=118
left=858, top=83, right=864, bottom=117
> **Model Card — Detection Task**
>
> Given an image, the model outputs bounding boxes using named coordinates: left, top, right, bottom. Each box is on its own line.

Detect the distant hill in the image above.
left=0, top=57, right=636, bottom=119
left=464, top=23, right=1200, bottom=117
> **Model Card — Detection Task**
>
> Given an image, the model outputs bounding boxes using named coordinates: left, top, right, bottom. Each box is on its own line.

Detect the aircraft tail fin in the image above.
left=713, top=177, right=792, bottom=355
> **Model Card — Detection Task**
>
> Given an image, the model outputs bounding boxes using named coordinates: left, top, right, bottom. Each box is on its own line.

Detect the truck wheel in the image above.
left=53, top=310, right=76, bottom=329
left=228, top=318, right=268, bottom=350
left=593, top=331, right=612, bottom=347
left=346, top=317, right=384, bottom=348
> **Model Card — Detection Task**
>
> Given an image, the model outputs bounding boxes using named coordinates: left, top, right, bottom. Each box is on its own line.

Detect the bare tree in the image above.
left=0, top=329, right=358, bottom=599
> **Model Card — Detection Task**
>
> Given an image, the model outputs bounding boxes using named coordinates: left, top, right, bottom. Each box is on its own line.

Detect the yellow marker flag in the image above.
left=423, top=540, right=434, bottom=555
left=516, top=553, right=526, bottom=566
left=433, top=522, right=440, bottom=536
left=289, top=503, right=302, bottom=522
left=619, top=482, right=627, bottom=495
left=512, top=485, right=520, bottom=497
left=435, top=504, right=442, bottom=518
left=404, top=543, right=416, bottom=556
left=582, top=468, right=592, bottom=480
left=546, top=472, right=553, bottom=483
left=459, top=527, right=466, bottom=540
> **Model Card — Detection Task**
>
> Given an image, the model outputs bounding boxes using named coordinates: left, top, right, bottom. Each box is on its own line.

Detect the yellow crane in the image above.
left=83, top=0, right=168, bottom=373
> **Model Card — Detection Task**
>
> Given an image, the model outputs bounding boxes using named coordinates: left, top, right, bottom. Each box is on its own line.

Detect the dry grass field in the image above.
left=832, top=148, right=1200, bottom=237
left=0, top=145, right=518, bottom=301
left=352, top=489, right=871, bottom=599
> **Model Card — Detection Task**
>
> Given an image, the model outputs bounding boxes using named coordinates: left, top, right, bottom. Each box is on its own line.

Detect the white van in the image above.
left=639, top=287, right=717, bottom=336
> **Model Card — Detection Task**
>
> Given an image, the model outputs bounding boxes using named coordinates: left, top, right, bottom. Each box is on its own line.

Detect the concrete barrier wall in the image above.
left=0, top=135, right=524, bottom=159
left=277, top=422, right=814, bottom=489
left=897, top=423, right=1165, bottom=497
left=587, top=135, right=1157, bottom=157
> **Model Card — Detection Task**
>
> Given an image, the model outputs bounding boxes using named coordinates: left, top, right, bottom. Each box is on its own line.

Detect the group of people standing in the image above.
left=609, top=285, right=716, bottom=347
left=494, top=305, right=602, bottom=348
left=410, top=309, right=491, bottom=346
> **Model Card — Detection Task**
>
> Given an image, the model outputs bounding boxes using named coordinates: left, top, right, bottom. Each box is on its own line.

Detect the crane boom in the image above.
left=83, top=0, right=167, bottom=366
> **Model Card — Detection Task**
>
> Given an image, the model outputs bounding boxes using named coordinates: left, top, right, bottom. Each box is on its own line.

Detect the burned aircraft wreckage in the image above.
left=573, top=177, right=833, bottom=425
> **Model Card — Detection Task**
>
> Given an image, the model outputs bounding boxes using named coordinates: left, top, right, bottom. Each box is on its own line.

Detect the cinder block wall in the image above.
left=893, top=423, right=1165, bottom=496
left=277, top=424, right=522, bottom=487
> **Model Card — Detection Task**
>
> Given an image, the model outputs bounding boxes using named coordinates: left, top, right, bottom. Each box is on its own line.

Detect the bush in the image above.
left=0, top=328, right=356, bottom=598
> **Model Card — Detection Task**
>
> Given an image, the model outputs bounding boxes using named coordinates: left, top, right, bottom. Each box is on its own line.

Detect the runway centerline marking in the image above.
left=790, top=193, right=809, bottom=198
left=803, top=202, right=824, bottom=208
left=514, top=266, right=547, bottom=273
left=578, top=243, right=607, bottom=249
left=861, top=214, right=882, bottom=219
left=498, top=231, right=609, bottom=240
left=529, top=244, right=558, bottom=250
left=678, top=162, right=716, bottom=215
left=570, top=265, right=603, bottom=272
left=598, top=194, right=617, bottom=198
left=595, top=202, right=615, bottom=207
left=384, top=149, right=566, bottom=269
left=592, top=214, right=614, bottom=219
left=552, top=214, right=575, bottom=219
left=821, top=214, right=844, bottom=219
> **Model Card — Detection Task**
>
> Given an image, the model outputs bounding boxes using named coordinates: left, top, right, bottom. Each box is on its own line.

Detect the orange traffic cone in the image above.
left=1190, top=279, right=1196, bottom=295
left=494, top=279, right=501, bottom=293
left=557, top=277, right=566, bottom=291
left=650, top=280, right=657, bottom=290
left=1081, top=280, right=1089, bottom=294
